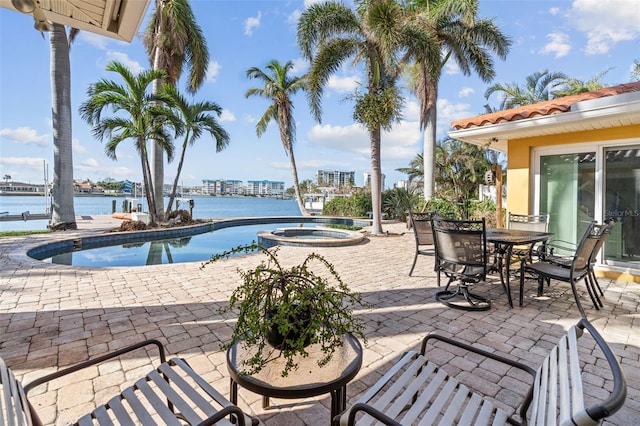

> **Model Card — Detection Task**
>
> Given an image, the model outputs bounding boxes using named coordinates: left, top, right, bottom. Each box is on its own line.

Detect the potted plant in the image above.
left=202, top=242, right=367, bottom=377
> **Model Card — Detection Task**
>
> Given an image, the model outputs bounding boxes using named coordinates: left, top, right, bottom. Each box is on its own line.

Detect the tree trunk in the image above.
left=370, top=126, right=383, bottom=234
left=49, top=23, right=77, bottom=230
left=286, top=139, right=310, bottom=216
left=422, top=81, right=438, bottom=203
left=166, top=135, right=190, bottom=218
left=150, top=0, right=165, bottom=221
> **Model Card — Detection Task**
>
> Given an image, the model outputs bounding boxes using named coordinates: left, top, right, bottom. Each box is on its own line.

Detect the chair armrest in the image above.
left=24, top=339, right=166, bottom=394
left=341, top=402, right=402, bottom=426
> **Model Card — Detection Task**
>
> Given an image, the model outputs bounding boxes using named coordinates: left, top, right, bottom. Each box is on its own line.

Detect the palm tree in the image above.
left=79, top=61, right=182, bottom=223
left=484, top=69, right=568, bottom=110
left=163, top=86, right=230, bottom=217
left=632, top=59, right=640, bottom=81
left=48, top=23, right=78, bottom=230
left=246, top=60, right=310, bottom=216
left=396, top=153, right=424, bottom=185
left=143, top=0, right=210, bottom=220
left=554, top=68, right=612, bottom=97
left=3, top=175, right=10, bottom=183
left=405, top=0, right=511, bottom=203
left=297, top=0, right=404, bottom=233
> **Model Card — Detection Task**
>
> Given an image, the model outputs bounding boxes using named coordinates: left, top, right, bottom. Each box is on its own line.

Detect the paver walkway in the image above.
left=0, top=215, right=638, bottom=425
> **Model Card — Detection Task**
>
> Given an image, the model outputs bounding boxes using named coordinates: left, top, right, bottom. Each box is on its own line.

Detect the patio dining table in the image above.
left=486, top=228, right=554, bottom=308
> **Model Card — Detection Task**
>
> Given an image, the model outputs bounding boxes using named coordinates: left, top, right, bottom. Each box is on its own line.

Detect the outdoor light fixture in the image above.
left=11, top=0, right=35, bottom=13
left=11, top=0, right=52, bottom=32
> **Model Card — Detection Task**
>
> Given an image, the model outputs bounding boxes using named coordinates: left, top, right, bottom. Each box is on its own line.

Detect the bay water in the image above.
left=0, top=195, right=301, bottom=232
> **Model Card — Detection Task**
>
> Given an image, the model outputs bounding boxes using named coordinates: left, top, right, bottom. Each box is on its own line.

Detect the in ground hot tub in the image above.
left=257, top=227, right=365, bottom=247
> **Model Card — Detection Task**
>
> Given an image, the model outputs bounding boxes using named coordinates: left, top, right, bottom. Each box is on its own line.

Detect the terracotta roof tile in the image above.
left=451, top=82, right=640, bottom=130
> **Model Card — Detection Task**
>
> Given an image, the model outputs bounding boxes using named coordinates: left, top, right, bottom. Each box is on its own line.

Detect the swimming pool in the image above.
left=27, top=217, right=369, bottom=267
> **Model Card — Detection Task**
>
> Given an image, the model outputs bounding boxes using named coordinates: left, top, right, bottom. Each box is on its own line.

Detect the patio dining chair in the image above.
left=407, top=210, right=435, bottom=276
left=0, top=339, right=257, bottom=426
left=519, top=221, right=612, bottom=318
left=506, top=212, right=550, bottom=265
left=431, top=217, right=493, bottom=311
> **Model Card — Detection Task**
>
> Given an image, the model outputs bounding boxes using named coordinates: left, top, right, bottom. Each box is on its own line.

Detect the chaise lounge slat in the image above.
left=338, top=319, right=626, bottom=426
left=0, top=340, right=256, bottom=426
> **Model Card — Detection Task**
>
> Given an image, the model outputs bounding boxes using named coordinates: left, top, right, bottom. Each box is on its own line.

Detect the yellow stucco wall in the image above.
left=506, top=124, right=640, bottom=215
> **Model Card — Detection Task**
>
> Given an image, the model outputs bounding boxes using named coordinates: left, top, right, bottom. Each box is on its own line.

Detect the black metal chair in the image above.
left=507, top=212, right=550, bottom=263
left=431, top=217, right=492, bottom=311
left=519, top=221, right=612, bottom=318
left=407, top=210, right=435, bottom=276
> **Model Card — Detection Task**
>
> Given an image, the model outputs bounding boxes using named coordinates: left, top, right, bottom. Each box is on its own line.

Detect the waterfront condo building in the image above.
left=316, top=170, right=355, bottom=188
left=246, top=180, right=285, bottom=196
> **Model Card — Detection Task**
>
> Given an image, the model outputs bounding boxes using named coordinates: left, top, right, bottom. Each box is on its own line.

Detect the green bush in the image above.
left=323, top=193, right=372, bottom=217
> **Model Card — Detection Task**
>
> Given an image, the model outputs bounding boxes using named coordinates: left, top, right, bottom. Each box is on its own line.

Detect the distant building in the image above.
left=0, top=181, right=44, bottom=194
left=363, top=171, right=386, bottom=190
left=246, top=180, right=285, bottom=196
left=202, top=179, right=244, bottom=195
left=316, top=170, right=355, bottom=188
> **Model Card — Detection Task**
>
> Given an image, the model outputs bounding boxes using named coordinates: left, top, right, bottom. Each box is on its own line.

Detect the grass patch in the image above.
left=326, top=224, right=363, bottom=231
left=0, top=230, right=51, bottom=237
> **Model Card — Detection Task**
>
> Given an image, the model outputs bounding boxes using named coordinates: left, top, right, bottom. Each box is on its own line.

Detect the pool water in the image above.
left=40, top=223, right=313, bottom=267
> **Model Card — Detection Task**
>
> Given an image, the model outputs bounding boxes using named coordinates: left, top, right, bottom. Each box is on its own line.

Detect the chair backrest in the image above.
left=588, top=221, right=614, bottom=266
left=0, top=357, right=37, bottom=426
left=408, top=211, right=434, bottom=246
left=572, top=221, right=608, bottom=273
left=523, top=319, right=626, bottom=426
left=431, top=217, right=488, bottom=279
left=508, top=213, right=550, bottom=233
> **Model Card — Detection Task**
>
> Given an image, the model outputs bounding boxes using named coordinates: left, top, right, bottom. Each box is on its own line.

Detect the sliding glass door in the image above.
left=535, top=143, right=640, bottom=270
left=538, top=151, right=595, bottom=253
left=604, top=146, right=640, bottom=266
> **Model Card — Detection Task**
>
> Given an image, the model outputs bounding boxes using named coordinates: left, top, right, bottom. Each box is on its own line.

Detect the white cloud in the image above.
left=81, top=158, right=99, bottom=168
left=288, top=9, right=302, bottom=26
left=327, top=74, right=361, bottom=93
left=444, top=61, right=460, bottom=75
left=569, top=0, right=640, bottom=54
left=220, top=110, right=236, bottom=122
left=403, top=100, right=421, bottom=122
left=244, top=114, right=257, bottom=124
left=206, top=61, right=221, bottom=83
left=79, top=31, right=110, bottom=50
left=304, top=0, right=324, bottom=7
left=539, top=32, right=572, bottom=58
left=105, top=51, right=144, bottom=74
left=72, top=138, right=87, bottom=154
left=436, top=99, right=472, bottom=133
left=290, top=58, right=309, bottom=75
left=458, top=87, right=475, bottom=98
left=307, top=123, right=369, bottom=155
left=0, top=127, right=49, bottom=146
left=549, top=7, right=561, bottom=15
left=0, top=156, right=48, bottom=171
left=245, top=12, right=262, bottom=36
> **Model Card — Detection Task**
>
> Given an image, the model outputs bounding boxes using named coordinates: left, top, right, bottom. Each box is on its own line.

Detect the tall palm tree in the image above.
left=163, top=86, right=230, bottom=217
left=79, top=61, right=182, bottom=223
left=484, top=69, right=568, bottom=110
left=396, top=153, right=424, bottom=185
left=632, top=59, right=640, bottom=81
left=48, top=23, right=78, bottom=230
left=143, top=0, right=210, bottom=220
left=405, top=0, right=511, bottom=203
left=297, top=0, right=404, bottom=233
left=246, top=60, right=310, bottom=216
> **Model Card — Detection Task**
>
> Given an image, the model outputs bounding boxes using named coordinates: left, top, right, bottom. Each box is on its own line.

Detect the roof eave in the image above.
left=448, top=97, right=640, bottom=153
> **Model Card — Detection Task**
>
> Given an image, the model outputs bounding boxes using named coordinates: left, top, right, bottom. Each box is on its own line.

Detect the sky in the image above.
left=1, top=0, right=639, bottom=190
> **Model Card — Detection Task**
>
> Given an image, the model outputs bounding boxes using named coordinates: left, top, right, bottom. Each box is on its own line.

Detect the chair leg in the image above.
left=590, top=269, right=605, bottom=296
left=570, top=280, right=588, bottom=318
left=409, top=252, right=418, bottom=276
left=586, top=272, right=604, bottom=308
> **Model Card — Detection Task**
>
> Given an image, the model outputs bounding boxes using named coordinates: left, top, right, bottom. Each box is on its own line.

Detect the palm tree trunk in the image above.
left=370, top=127, right=383, bottom=235
left=150, top=0, right=165, bottom=221
left=49, top=23, right=77, bottom=230
left=140, top=140, right=157, bottom=222
left=422, top=81, right=438, bottom=203
left=166, top=135, right=190, bottom=218
left=286, top=143, right=310, bottom=216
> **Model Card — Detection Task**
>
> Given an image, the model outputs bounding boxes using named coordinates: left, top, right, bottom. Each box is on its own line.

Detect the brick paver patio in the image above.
left=1, top=215, right=638, bottom=425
